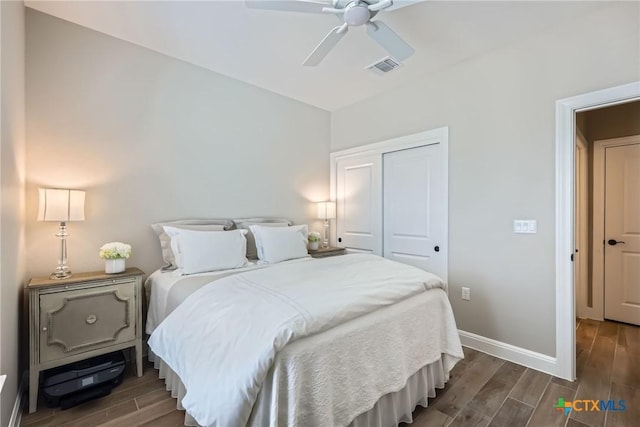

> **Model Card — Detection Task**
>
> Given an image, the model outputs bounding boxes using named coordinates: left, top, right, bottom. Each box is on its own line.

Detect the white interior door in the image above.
left=604, top=141, right=640, bottom=325
left=336, top=155, right=382, bottom=254
left=383, top=144, right=445, bottom=278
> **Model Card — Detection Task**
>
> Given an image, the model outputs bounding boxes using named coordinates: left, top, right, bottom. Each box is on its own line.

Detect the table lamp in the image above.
left=316, top=201, right=336, bottom=248
left=37, top=188, right=85, bottom=279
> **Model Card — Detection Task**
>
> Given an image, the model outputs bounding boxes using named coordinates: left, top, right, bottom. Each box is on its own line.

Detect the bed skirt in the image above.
left=149, top=351, right=449, bottom=427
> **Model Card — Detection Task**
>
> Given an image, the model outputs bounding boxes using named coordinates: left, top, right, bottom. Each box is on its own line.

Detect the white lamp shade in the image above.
left=317, top=201, right=336, bottom=220
left=37, top=188, right=85, bottom=222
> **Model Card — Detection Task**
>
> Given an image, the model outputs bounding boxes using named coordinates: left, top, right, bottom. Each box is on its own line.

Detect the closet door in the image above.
left=383, top=144, right=445, bottom=278
left=336, top=155, right=382, bottom=255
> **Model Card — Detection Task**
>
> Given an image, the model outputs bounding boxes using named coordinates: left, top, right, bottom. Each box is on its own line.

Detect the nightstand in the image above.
left=308, top=246, right=346, bottom=258
left=27, top=267, right=144, bottom=413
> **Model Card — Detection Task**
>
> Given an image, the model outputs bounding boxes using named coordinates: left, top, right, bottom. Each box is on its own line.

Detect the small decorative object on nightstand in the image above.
left=27, top=268, right=144, bottom=414
left=308, top=231, right=321, bottom=251
left=308, top=246, right=346, bottom=258
left=99, top=242, right=132, bottom=274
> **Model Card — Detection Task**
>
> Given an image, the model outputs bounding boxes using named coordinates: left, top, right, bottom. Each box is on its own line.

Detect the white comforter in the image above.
left=148, top=254, right=450, bottom=427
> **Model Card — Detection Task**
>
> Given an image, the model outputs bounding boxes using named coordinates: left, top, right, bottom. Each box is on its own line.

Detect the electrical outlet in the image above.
left=461, top=287, right=470, bottom=301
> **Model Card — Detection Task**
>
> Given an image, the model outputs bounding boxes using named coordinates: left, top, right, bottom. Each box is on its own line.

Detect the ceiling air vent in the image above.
left=367, top=57, right=402, bottom=75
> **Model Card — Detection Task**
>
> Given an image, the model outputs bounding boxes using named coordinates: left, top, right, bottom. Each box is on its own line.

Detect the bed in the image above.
left=145, top=220, right=463, bottom=427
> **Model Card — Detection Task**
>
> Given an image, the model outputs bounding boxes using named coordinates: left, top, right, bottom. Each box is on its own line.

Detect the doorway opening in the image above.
left=555, top=81, right=640, bottom=381
left=575, top=103, right=640, bottom=325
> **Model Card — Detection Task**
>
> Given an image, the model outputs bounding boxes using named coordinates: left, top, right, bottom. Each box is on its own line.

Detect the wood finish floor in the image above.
left=22, top=319, right=639, bottom=427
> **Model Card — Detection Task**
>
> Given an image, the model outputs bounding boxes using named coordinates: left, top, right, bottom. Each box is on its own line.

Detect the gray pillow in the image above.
left=233, top=218, right=292, bottom=260
left=151, top=219, right=234, bottom=269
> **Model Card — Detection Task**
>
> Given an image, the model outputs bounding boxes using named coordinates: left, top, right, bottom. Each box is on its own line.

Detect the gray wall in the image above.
left=25, top=10, right=330, bottom=279
left=0, top=1, right=26, bottom=424
left=331, top=2, right=639, bottom=356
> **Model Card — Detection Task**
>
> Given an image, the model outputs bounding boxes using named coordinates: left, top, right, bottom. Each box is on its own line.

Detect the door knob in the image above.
left=607, top=239, right=625, bottom=246
left=434, top=245, right=440, bottom=252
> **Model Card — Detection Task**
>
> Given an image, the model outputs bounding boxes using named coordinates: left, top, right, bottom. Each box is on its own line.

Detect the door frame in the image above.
left=593, top=135, right=640, bottom=322
left=555, top=81, right=640, bottom=380
left=575, top=130, right=589, bottom=320
left=330, top=127, right=449, bottom=280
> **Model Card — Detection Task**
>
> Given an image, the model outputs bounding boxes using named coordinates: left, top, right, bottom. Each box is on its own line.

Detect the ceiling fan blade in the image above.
left=245, top=0, right=330, bottom=14
left=303, top=25, right=348, bottom=66
left=366, top=20, right=414, bottom=61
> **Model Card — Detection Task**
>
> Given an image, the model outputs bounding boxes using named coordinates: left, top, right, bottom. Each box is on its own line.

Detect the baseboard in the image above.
left=8, top=371, right=27, bottom=427
left=458, top=330, right=557, bottom=376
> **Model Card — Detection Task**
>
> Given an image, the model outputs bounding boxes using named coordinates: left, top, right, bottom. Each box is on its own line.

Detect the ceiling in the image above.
left=25, top=0, right=607, bottom=111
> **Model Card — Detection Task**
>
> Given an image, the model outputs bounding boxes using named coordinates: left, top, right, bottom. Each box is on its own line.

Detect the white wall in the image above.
left=25, top=10, right=330, bottom=279
left=331, top=2, right=639, bottom=356
left=0, top=1, right=26, bottom=424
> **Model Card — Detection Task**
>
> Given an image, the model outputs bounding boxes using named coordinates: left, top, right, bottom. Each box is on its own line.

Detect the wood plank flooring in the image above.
left=408, top=319, right=639, bottom=427
left=22, top=319, right=639, bottom=427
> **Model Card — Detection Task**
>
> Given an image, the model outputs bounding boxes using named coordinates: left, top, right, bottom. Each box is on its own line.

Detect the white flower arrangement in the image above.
left=99, top=242, right=132, bottom=260
left=308, top=232, right=321, bottom=243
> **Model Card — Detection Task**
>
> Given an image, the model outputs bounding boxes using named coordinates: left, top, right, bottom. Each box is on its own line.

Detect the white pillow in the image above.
left=233, top=218, right=291, bottom=259
left=163, top=227, right=248, bottom=274
left=152, top=219, right=232, bottom=269
left=249, top=224, right=309, bottom=264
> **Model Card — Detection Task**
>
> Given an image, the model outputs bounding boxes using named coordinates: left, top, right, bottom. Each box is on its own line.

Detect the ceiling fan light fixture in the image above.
left=246, top=0, right=415, bottom=66
left=343, top=4, right=370, bottom=26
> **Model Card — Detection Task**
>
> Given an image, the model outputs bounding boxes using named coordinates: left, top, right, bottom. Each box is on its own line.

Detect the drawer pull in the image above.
left=86, top=315, right=98, bottom=325
left=42, top=327, right=47, bottom=332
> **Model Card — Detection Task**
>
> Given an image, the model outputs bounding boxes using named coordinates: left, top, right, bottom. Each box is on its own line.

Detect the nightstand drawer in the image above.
left=39, top=282, right=136, bottom=364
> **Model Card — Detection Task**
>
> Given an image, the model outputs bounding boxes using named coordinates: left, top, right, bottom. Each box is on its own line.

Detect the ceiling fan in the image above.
left=246, top=0, right=415, bottom=66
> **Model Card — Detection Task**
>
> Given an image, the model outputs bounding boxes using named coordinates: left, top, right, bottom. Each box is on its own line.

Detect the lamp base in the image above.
left=50, top=266, right=72, bottom=280
left=51, top=222, right=72, bottom=279
left=322, top=220, right=330, bottom=248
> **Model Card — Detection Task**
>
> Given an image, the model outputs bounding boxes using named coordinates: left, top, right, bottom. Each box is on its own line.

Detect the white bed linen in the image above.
left=248, top=287, right=462, bottom=427
left=151, top=354, right=450, bottom=427
left=148, top=254, right=461, bottom=427
left=149, top=284, right=462, bottom=427
left=145, top=259, right=311, bottom=334
left=145, top=264, right=255, bottom=334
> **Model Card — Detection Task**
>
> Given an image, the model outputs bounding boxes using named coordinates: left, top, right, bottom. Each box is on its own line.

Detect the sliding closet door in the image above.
left=336, top=155, right=382, bottom=255
left=383, top=144, right=445, bottom=278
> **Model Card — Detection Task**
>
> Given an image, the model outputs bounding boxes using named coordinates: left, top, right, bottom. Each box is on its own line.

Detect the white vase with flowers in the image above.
left=99, top=242, right=131, bottom=274
left=308, top=232, right=321, bottom=251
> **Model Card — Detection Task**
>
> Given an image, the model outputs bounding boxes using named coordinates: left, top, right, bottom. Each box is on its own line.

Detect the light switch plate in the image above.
left=514, top=220, right=537, bottom=234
